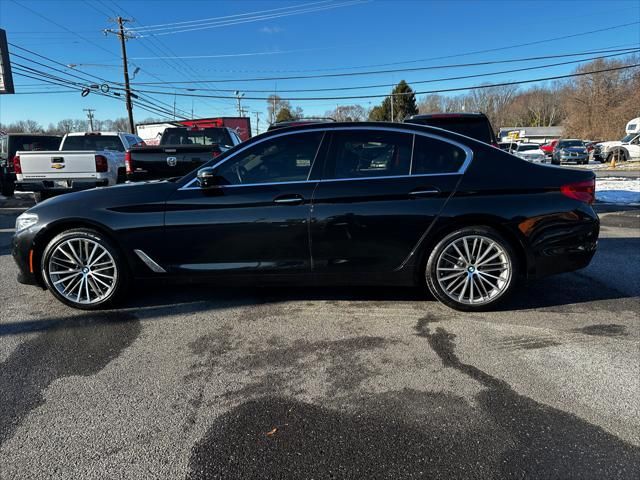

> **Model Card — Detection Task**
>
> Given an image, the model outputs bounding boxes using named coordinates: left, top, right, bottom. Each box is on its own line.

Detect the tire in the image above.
left=41, top=228, right=128, bottom=310
left=33, top=191, right=51, bottom=203
left=0, top=179, right=15, bottom=197
left=425, top=226, right=518, bottom=311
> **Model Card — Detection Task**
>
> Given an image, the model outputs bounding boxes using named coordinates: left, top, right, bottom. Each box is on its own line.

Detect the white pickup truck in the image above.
left=14, top=132, right=145, bottom=202
left=593, top=117, right=640, bottom=163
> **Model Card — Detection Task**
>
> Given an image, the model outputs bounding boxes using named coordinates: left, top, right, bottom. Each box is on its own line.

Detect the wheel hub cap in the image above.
left=435, top=234, right=512, bottom=306
left=47, top=238, right=117, bottom=305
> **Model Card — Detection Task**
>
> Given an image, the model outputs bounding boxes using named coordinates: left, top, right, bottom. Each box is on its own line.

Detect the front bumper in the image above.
left=12, top=225, right=42, bottom=287
left=15, top=179, right=108, bottom=193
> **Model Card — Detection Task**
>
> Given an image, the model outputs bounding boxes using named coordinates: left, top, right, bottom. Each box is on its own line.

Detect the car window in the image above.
left=558, top=140, right=584, bottom=148
left=0, top=136, right=7, bottom=157
left=406, top=116, right=494, bottom=144
left=412, top=135, right=466, bottom=174
left=327, top=130, right=412, bottom=179
left=216, top=131, right=323, bottom=185
left=61, top=135, right=125, bottom=152
left=517, top=145, right=539, bottom=152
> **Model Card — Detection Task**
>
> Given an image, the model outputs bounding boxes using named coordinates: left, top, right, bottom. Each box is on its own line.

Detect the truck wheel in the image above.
left=33, top=191, right=51, bottom=203
left=0, top=179, right=15, bottom=197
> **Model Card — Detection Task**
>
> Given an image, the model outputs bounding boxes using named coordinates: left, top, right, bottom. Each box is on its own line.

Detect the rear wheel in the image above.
left=425, top=227, right=517, bottom=311
left=0, top=178, right=14, bottom=197
left=41, top=228, right=128, bottom=309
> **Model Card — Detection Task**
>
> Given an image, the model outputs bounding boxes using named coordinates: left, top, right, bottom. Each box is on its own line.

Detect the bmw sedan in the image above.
left=12, top=122, right=599, bottom=311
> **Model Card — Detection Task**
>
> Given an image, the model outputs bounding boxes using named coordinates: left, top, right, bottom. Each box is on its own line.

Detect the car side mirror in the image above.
left=197, top=167, right=224, bottom=189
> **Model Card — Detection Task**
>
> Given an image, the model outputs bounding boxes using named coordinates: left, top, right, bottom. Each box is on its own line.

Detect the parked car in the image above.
left=136, top=117, right=252, bottom=144
left=404, top=113, right=498, bottom=146
left=0, top=133, right=62, bottom=197
left=12, top=122, right=598, bottom=312
left=126, top=127, right=241, bottom=181
left=593, top=133, right=640, bottom=163
left=267, top=118, right=335, bottom=131
left=14, top=132, right=144, bottom=202
left=498, top=141, right=518, bottom=152
left=512, top=143, right=547, bottom=163
left=540, top=140, right=558, bottom=158
left=552, top=139, right=589, bottom=165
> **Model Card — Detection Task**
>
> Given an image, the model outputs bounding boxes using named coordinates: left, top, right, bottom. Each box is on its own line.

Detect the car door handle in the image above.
left=273, top=194, right=305, bottom=205
left=409, top=187, right=441, bottom=198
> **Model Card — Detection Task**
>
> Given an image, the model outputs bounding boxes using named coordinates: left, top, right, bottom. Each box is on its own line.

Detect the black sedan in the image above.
left=12, top=122, right=599, bottom=311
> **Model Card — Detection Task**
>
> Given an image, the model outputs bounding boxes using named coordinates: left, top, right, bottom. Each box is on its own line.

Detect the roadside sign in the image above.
left=0, top=29, right=15, bottom=95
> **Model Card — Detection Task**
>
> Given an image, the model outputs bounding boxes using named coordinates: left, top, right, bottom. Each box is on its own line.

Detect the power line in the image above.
left=124, top=48, right=639, bottom=94
left=106, top=0, right=236, bottom=114
left=128, top=1, right=368, bottom=37
left=130, top=46, right=640, bottom=85
left=126, top=0, right=335, bottom=31
left=126, top=63, right=640, bottom=102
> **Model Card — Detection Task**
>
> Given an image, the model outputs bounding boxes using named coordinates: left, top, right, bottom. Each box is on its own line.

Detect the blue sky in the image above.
left=1, top=0, right=639, bottom=132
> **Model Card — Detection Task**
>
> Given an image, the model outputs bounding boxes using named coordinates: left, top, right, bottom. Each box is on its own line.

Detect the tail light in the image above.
left=13, top=155, right=22, bottom=174
left=212, top=149, right=221, bottom=159
left=491, top=142, right=499, bottom=148
left=561, top=179, right=595, bottom=204
left=95, top=154, right=108, bottom=173
left=125, top=151, right=132, bottom=174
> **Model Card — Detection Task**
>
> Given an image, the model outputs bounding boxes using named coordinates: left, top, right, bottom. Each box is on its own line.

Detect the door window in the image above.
left=326, top=130, right=412, bottom=179
left=215, top=131, right=323, bottom=185
left=411, top=135, right=467, bottom=175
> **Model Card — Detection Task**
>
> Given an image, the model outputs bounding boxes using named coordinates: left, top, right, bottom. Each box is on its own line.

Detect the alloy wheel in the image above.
left=435, top=234, right=512, bottom=306
left=47, top=238, right=118, bottom=305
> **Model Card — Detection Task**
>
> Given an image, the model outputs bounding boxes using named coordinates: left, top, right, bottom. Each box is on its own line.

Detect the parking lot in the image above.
left=0, top=175, right=638, bottom=479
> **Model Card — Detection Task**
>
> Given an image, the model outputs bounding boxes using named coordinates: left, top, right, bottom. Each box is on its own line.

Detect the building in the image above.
left=498, top=126, right=563, bottom=144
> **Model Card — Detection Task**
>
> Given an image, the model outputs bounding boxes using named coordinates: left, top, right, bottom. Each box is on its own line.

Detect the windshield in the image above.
left=621, top=134, right=635, bottom=143
left=61, top=135, right=124, bottom=151
left=517, top=145, right=540, bottom=152
left=162, top=128, right=232, bottom=146
left=558, top=140, right=584, bottom=148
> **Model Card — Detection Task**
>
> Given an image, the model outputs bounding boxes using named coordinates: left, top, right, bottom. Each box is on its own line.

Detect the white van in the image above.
left=625, top=117, right=640, bottom=135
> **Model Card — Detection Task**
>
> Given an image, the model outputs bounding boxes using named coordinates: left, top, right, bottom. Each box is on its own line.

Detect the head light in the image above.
left=15, top=212, right=39, bottom=233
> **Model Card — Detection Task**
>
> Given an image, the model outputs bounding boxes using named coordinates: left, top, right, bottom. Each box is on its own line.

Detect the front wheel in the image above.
left=425, top=227, right=517, bottom=311
left=41, top=228, right=128, bottom=309
left=33, top=191, right=51, bottom=203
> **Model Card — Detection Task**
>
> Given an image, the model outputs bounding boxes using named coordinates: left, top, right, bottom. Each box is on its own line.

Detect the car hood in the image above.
left=560, top=147, right=587, bottom=153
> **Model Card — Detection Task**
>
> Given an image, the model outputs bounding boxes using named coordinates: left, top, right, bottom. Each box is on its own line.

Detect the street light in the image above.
left=234, top=90, right=245, bottom=117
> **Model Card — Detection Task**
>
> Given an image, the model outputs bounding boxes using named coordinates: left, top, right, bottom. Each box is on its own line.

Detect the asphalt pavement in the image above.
left=0, top=191, right=638, bottom=479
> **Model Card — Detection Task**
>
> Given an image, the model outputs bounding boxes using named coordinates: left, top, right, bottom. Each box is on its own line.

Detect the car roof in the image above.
left=255, top=120, right=488, bottom=147
left=66, top=131, right=123, bottom=136
left=406, top=112, right=488, bottom=120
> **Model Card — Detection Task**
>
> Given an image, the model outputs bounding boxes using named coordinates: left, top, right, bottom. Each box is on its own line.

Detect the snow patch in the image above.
left=596, top=178, right=640, bottom=205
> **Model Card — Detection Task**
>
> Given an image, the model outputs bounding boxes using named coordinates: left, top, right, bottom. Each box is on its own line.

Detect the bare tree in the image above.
left=326, top=104, right=367, bottom=121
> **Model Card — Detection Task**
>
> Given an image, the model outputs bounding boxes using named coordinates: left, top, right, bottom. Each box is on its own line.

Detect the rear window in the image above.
left=406, top=116, right=494, bottom=144
left=12, top=135, right=61, bottom=154
left=162, top=128, right=232, bottom=146
left=61, top=135, right=125, bottom=152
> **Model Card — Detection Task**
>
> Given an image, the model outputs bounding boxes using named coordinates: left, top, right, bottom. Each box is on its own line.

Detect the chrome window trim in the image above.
left=178, top=126, right=473, bottom=191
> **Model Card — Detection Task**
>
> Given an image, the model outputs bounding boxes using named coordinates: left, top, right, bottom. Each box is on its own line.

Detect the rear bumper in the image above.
left=527, top=209, right=599, bottom=278
left=15, top=179, right=109, bottom=192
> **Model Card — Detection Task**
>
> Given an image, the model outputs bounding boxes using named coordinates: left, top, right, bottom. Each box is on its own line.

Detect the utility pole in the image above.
left=254, top=111, right=260, bottom=135
left=83, top=108, right=96, bottom=132
left=105, top=17, right=135, bottom=133
left=234, top=90, right=245, bottom=117
left=390, top=95, right=394, bottom=122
